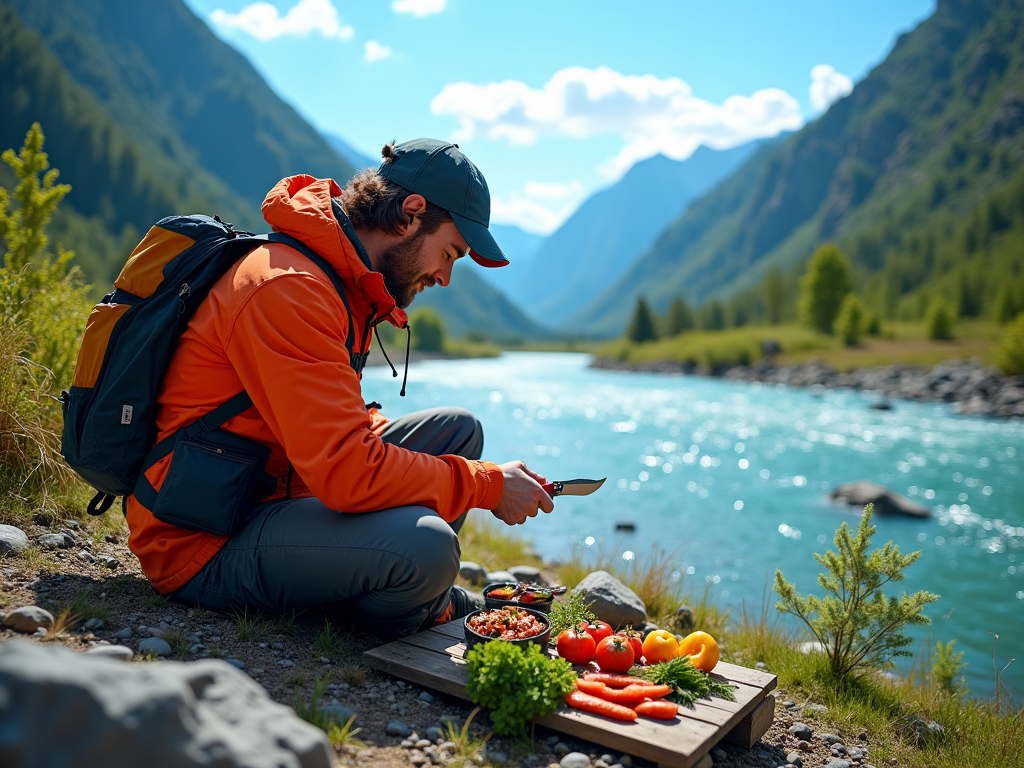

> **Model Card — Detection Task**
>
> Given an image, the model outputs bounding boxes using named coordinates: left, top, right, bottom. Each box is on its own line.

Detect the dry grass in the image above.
left=41, top=608, right=79, bottom=641
left=457, top=515, right=543, bottom=576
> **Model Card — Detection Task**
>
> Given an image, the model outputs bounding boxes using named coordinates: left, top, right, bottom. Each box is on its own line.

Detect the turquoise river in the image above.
left=363, top=352, right=1023, bottom=695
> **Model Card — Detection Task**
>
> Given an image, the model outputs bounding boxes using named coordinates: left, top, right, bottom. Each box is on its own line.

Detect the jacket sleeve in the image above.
left=223, top=271, right=504, bottom=521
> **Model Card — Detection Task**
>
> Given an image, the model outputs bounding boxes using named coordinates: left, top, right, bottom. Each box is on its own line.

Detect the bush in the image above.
left=409, top=307, right=445, bottom=351
left=799, top=244, right=852, bottom=333
left=833, top=294, right=865, bottom=346
left=773, top=504, right=938, bottom=683
left=926, top=297, right=956, bottom=340
left=933, top=639, right=967, bottom=696
left=996, top=312, right=1024, bottom=375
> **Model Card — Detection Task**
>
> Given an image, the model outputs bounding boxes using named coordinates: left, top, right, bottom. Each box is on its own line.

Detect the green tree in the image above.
left=996, top=312, right=1024, bottom=375
left=933, top=640, right=967, bottom=696
left=410, top=307, right=446, bottom=352
left=763, top=268, right=785, bottom=325
left=774, top=505, right=939, bottom=682
left=799, top=245, right=852, bottom=333
left=926, top=297, right=956, bottom=341
left=699, top=300, right=726, bottom=331
left=833, top=294, right=865, bottom=346
left=626, top=296, right=658, bottom=343
left=992, top=283, right=1018, bottom=324
left=663, top=296, right=694, bottom=337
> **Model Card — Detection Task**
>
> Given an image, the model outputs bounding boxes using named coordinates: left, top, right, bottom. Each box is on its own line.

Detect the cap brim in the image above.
left=451, top=212, right=509, bottom=268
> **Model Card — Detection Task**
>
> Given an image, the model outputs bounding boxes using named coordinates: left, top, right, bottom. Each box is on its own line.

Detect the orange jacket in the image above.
left=126, top=175, right=504, bottom=594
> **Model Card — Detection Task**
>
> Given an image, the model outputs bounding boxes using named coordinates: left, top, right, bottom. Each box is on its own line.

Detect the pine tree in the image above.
left=763, top=269, right=785, bottom=325
left=926, top=297, right=955, bottom=341
left=700, top=300, right=726, bottom=331
left=626, top=297, right=658, bottom=343
left=663, top=296, right=694, bottom=337
left=992, top=283, right=1017, bottom=324
left=833, top=294, right=865, bottom=346
left=996, top=313, right=1024, bottom=375
left=799, top=245, right=852, bottom=333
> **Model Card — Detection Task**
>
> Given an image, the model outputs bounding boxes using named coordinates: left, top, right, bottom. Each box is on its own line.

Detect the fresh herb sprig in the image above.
left=465, top=640, right=576, bottom=735
left=548, top=590, right=597, bottom=638
left=628, top=656, right=737, bottom=709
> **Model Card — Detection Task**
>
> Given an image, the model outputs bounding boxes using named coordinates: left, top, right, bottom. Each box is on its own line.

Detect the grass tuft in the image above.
left=66, top=589, right=110, bottom=624
left=312, top=619, right=353, bottom=663
left=42, top=608, right=78, bottom=641
left=233, top=607, right=267, bottom=642
left=442, top=707, right=491, bottom=759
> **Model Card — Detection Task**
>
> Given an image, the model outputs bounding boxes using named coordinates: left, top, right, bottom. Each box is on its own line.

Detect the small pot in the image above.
left=482, top=582, right=553, bottom=614
left=463, top=606, right=552, bottom=651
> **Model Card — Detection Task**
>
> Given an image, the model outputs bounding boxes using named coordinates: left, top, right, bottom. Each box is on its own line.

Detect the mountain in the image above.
left=476, top=223, right=547, bottom=292
left=324, top=133, right=377, bottom=172
left=571, top=0, right=1024, bottom=336
left=507, top=143, right=763, bottom=325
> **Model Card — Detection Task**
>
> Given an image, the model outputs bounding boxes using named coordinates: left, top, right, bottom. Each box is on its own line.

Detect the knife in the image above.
left=541, top=477, right=607, bottom=497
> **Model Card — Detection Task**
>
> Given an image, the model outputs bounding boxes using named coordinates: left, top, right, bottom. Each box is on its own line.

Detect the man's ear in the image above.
left=401, top=194, right=427, bottom=218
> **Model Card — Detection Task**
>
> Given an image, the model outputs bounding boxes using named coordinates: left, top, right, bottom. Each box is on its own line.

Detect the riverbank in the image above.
left=591, top=356, right=1024, bottom=418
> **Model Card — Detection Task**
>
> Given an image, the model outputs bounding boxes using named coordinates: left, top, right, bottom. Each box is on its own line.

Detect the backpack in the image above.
left=60, top=215, right=366, bottom=518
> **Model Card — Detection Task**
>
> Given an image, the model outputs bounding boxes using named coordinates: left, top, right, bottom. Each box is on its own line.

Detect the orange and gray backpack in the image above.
left=60, top=215, right=364, bottom=525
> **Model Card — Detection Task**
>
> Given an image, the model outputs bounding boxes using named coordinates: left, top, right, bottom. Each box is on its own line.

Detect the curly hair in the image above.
left=336, top=143, right=452, bottom=236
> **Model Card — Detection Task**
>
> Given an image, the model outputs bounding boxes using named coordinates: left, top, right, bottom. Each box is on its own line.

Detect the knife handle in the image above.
left=541, top=482, right=561, bottom=497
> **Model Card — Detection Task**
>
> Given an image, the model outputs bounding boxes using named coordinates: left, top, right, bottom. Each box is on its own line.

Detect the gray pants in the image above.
left=171, top=407, right=484, bottom=637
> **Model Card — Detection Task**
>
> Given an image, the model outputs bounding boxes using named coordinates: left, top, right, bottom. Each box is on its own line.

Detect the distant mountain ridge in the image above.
left=508, top=143, right=763, bottom=325
left=571, top=0, right=1024, bottom=336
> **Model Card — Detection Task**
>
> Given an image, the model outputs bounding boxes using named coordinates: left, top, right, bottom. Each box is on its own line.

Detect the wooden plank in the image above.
left=723, top=695, right=775, bottom=749
left=362, top=625, right=778, bottom=768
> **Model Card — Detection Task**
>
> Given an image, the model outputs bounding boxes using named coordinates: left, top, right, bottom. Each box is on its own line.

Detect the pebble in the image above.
left=559, top=754, right=591, bottom=768
left=619, top=756, right=632, bottom=768
left=138, top=637, right=173, bottom=657
left=321, top=704, right=357, bottom=724
left=0, top=524, right=29, bottom=555
left=2, top=606, right=55, bottom=634
left=418, top=691, right=434, bottom=703
left=386, top=721, right=411, bottom=738
left=77, top=551, right=97, bottom=564
left=401, top=740, right=414, bottom=749
left=190, top=644, right=205, bottom=654
left=816, top=733, right=843, bottom=745
left=599, top=755, right=614, bottom=766
left=83, top=618, right=105, bottom=631
left=712, top=747, right=727, bottom=761
left=104, top=534, right=118, bottom=544
left=786, top=753, right=802, bottom=767
left=489, top=752, right=508, bottom=764
left=113, top=627, right=132, bottom=639
left=826, top=761, right=852, bottom=768
left=224, top=659, right=246, bottom=670
left=278, top=659, right=295, bottom=668
left=85, top=645, right=134, bottom=661
left=755, top=661, right=767, bottom=669
left=425, top=726, right=444, bottom=742
left=788, top=723, right=812, bottom=740
left=319, top=656, right=331, bottom=664
left=553, top=742, right=570, bottom=756
left=32, top=511, right=53, bottom=527
left=38, top=532, right=73, bottom=549
left=103, top=556, right=121, bottom=569
left=415, top=739, right=431, bottom=749
left=546, top=736, right=560, bottom=747
left=805, top=703, right=828, bottom=714
left=797, top=740, right=813, bottom=752
left=410, top=752, right=428, bottom=766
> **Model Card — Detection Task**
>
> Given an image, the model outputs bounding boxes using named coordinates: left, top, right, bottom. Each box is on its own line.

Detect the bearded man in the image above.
left=125, top=139, right=553, bottom=636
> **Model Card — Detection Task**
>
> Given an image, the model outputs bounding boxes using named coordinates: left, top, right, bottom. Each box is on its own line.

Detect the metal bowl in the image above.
left=463, top=606, right=552, bottom=652
left=482, top=582, right=553, bottom=614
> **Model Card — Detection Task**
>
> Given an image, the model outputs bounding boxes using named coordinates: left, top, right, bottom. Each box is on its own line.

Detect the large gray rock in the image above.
left=485, top=570, right=516, bottom=585
left=507, top=565, right=544, bottom=584
left=828, top=481, right=929, bottom=518
left=138, top=637, right=173, bottom=658
left=2, top=606, right=54, bottom=634
left=37, top=532, right=74, bottom=549
left=458, top=561, right=487, bottom=585
left=0, top=641, right=331, bottom=768
left=85, top=645, right=134, bottom=661
left=570, top=571, right=646, bottom=629
left=0, top=524, right=28, bottom=556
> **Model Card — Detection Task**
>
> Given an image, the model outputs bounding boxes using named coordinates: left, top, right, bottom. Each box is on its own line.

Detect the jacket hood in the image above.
left=262, top=175, right=408, bottom=328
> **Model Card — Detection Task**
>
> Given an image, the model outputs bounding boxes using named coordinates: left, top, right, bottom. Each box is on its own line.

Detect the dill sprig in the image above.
left=628, top=656, right=737, bottom=709
left=548, top=590, right=597, bottom=638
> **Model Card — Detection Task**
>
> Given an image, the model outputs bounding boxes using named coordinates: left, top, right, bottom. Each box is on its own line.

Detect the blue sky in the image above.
left=184, top=0, right=935, bottom=234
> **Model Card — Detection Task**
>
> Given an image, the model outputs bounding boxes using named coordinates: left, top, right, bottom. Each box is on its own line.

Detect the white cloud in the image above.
left=210, top=0, right=353, bottom=41
left=809, top=64, right=853, bottom=111
left=430, top=66, right=803, bottom=178
left=364, top=40, right=394, bottom=62
left=491, top=181, right=587, bottom=235
left=391, top=0, right=447, bottom=17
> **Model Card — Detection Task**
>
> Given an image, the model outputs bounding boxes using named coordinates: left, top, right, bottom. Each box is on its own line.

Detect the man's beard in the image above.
left=377, top=231, right=433, bottom=309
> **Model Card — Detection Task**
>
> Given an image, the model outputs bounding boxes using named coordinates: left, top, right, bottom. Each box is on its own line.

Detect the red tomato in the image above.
left=556, top=628, right=597, bottom=665
left=594, top=635, right=635, bottom=674
left=616, top=629, right=643, bottom=663
left=585, top=621, right=613, bottom=645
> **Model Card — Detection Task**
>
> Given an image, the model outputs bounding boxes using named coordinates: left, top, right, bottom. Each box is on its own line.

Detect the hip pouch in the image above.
left=150, top=429, right=273, bottom=537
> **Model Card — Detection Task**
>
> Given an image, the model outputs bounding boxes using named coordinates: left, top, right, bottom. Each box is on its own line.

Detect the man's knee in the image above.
left=446, top=407, right=484, bottom=460
left=409, top=510, right=461, bottom=592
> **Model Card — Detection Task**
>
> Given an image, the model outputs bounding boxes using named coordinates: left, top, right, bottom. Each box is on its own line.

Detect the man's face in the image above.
left=377, top=218, right=468, bottom=309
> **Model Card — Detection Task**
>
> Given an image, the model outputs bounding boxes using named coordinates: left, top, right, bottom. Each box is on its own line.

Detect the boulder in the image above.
left=138, top=637, right=173, bottom=658
left=570, top=571, right=646, bottom=629
left=828, top=481, right=929, bottom=518
left=2, top=606, right=54, bottom=634
left=485, top=570, right=516, bottom=585
left=458, top=561, right=487, bottom=585
left=507, top=565, right=543, bottom=584
left=0, top=524, right=28, bottom=556
left=0, top=641, right=331, bottom=768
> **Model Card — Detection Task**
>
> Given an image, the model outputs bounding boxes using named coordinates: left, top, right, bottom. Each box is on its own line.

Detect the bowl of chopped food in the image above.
left=464, top=606, right=552, bottom=651
left=483, top=582, right=556, bottom=614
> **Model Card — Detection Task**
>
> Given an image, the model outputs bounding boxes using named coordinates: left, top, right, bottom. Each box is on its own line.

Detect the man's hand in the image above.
left=491, top=461, right=554, bottom=526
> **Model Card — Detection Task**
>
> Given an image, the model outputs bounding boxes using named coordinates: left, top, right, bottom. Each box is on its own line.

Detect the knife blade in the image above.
left=541, top=478, right=607, bottom=497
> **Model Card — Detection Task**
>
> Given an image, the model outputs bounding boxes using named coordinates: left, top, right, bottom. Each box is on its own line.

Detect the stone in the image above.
left=828, top=481, right=929, bottom=518
left=415, top=740, right=432, bottom=749
left=386, top=721, right=412, bottom=738
left=489, top=753, right=508, bottom=764
left=786, top=753, right=802, bottom=767
left=224, top=659, right=247, bottom=670
left=825, top=761, right=851, bottom=768
left=77, top=551, right=97, bottom=564
left=0, top=524, right=29, bottom=555
left=103, top=556, right=121, bottom=569
left=797, top=740, right=812, bottom=752
left=570, top=571, right=646, bottom=628
left=113, top=627, right=133, bottom=639
left=618, top=756, right=632, bottom=768
left=805, top=703, right=827, bottom=714
left=37, top=532, right=72, bottom=550
left=712, top=747, right=727, bottom=761
left=458, top=561, right=488, bottom=585
left=83, top=618, right=105, bottom=631
left=0, top=641, right=331, bottom=767
left=279, top=659, right=295, bottom=668
left=33, top=511, right=54, bottom=527
left=485, top=570, right=516, bottom=585
left=104, top=534, right=119, bottom=544
left=85, top=645, right=134, bottom=661
left=418, top=691, right=434, bottom=703
left=507, top=565, right=543, bottom=584
left=425, top=726, right=444, bottom=742
left=560, top=754, right=591, bottom=768
left=321, top=704, right=357, bottom=724
left=788, top=723, right=812, bottom=740
left=815, top=733, right=843, bottom=744
left=553, top=742, right=570, bottom=756
left=669, top=604, right=694, bottom=634
left=2, top=606, right=55, bottom=634
left=898, top=714, right=944, bottom=745
left=138, top=637, right=173, bottom=657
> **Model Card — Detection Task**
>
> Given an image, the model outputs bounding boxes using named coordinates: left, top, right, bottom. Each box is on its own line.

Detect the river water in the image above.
left=363, top=352, right=1023, bottom=695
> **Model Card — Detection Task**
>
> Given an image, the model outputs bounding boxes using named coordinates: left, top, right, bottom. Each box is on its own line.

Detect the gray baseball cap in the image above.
left=378, top=138, right=508, bottom=267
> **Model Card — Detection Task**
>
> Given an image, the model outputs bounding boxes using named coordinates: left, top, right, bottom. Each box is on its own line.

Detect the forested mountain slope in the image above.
left=571, top=0, right=1024, bottom=336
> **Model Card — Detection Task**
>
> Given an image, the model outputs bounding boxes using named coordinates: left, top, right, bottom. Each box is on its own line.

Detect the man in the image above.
left=126, top=139, right=554, bottom=637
